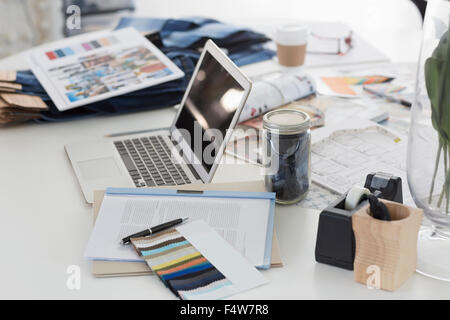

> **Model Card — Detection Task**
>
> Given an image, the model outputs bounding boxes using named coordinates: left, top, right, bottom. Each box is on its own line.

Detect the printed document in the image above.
left=25, top=28, right=184, bottom=111
left=84, top=193, right=271, bottom=267
left=311, top=119, right=413, bottom=205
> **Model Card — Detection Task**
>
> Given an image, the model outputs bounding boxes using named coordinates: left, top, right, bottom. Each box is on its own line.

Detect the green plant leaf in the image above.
left=433, top=31, right=449, bottom=60
left=439, top=77, right=450, bottom=143
left=425, top=30, right=450, bottom=143
left=425, top=57, right=443, bottom=132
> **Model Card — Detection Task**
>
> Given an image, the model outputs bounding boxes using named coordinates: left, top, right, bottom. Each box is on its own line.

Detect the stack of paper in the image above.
left=0, top=92, right=48, bottom=124
left=85, top=187, right=276, bottom=268
left=90, top=180, right=283, bottom=278
left=0, top=70, right=48, bottom=124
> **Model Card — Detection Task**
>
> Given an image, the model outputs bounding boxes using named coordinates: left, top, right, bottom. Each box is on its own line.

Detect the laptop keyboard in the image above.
left=114, top=136, right=191, bottom=188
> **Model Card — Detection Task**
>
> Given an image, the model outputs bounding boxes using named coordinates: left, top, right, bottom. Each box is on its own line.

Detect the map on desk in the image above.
left=24, top=28, right=184, bottom=111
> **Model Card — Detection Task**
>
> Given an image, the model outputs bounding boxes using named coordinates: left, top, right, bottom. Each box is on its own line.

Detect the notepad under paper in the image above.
left=131, top=220, right=268, bottom=300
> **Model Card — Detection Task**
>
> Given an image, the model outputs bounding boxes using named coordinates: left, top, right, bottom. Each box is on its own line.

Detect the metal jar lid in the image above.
left=263, top=109, right=311, bottom=135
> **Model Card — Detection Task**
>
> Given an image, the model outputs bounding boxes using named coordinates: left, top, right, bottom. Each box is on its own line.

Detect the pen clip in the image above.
left=176, top=190, right=204, bottom=194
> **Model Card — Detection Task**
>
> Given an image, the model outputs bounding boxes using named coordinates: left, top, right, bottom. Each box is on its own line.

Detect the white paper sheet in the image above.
left=84, top=193, right=271, bottom=267
left=311, top=119, right=413, bottom=205
left=176, top=220, right=268, bottom=296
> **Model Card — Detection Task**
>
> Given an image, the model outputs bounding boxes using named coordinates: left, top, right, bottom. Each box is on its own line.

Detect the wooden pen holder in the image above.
left=352, top=200, right=423, bottom=291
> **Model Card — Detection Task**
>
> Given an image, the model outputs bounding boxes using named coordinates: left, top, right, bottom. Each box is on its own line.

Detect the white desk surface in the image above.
left=0, top=33, right=449, bottom=300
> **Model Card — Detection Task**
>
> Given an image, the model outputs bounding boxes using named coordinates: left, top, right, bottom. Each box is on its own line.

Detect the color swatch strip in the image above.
left=131, top=228, right=237, bottom=300
left=45, top=36, right=118, bottom=61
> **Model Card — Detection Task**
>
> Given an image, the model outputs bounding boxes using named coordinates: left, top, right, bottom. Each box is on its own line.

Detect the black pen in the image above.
left=363, top=86, right=412, bottom=107
left=121, top=217, right=189, bottom=245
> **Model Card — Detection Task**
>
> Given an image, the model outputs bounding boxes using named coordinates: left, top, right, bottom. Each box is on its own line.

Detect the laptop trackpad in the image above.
left=78, top=157, right=122, bottom=181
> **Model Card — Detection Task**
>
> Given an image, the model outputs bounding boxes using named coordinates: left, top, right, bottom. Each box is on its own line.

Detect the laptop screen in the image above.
left=174, top=51, right=245, bottom=173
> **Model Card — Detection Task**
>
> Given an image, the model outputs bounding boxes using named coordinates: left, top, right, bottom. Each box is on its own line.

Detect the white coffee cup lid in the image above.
left=275, top=24, right=308, bottom=46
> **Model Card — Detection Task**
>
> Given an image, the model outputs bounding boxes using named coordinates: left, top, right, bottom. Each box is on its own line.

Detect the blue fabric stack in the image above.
left=16, top=17, right=275, bottom=122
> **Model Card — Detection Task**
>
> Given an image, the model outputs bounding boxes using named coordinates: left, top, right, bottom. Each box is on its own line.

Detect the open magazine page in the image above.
left=238, top=71, right=316, bottom=122
left=25, top=27, right=184, bottom=111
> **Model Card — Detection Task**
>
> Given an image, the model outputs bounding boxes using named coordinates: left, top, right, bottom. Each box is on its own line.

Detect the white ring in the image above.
left=345, top=186, right=371, bottom=211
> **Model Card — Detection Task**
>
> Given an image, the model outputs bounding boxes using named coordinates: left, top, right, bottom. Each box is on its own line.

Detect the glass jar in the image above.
left=407, top=0, right=450, bottom=281
left=262, top=109, right=311, bottom=204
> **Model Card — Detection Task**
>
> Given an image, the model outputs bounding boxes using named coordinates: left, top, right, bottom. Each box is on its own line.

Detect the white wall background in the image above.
left=0, top=0, right=424, bottom=63
left=134, top=0, right=424, bottom=62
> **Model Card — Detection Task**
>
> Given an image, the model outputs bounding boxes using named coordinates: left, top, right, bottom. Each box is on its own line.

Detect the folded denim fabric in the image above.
left=116, top=16, right=271, bottom=53
left=115, top=16, right=219, bottom=38
left=163, top=23, right=264, bottom=49
left=16, top=70, right=47, bottom=94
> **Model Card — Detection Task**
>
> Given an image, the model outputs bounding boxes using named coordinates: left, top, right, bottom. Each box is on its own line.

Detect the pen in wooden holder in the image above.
left=352, top=200, right=423, bottom=291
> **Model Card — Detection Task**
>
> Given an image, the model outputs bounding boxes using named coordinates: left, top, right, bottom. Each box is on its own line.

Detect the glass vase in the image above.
left=407, top=0, right=450, bottom=281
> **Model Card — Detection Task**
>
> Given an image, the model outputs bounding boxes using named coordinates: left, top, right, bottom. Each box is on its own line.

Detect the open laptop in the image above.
left=65, top=40, right=252, bottom=203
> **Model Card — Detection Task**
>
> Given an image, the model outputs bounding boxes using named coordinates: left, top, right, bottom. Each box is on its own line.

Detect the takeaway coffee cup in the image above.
left=275, top=24, right=308, bottom=67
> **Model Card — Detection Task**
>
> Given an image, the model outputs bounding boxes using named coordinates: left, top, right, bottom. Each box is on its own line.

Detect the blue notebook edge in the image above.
left=106, top=187, right=275, bottom=200
left=257, top=198, right=276, bottom=270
